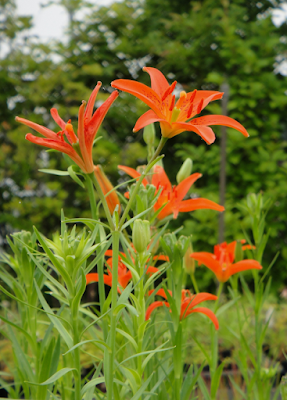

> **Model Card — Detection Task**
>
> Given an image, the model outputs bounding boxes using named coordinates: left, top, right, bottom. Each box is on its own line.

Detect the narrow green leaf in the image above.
left=116, top=328, right=138, bottom=351
left=7, top=325, right=35, bottom=383
left=130, top=373, right=154, bottom=400
left=38, top=169, right=70, bottom=176
left=198, top=375, right=211, bottom=400
left=181, top=362, right=205, bottom=400
left=80, top=377, right=105, bottom=396
left=63, top=339, right=111, bottom=356
left=34, top=281, right=73, bottom=348
left=27, top=368, right=75, bottom=386
left=120, top=344, right=174, bottom=366
left=68, top=165, right=85, bottom=188
left=210, top=361, right=225, bottom=398
left=64, top=217, right=110, bottom=231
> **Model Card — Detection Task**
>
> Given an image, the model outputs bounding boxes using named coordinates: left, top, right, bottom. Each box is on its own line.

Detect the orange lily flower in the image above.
left=86, top=250, right=162, bottom=292
left=146, top=288, right=219, bottom=329
left=111, top=67, right=249, bottom=144
left=190, top=240, right=262, bottom=282
left=94, top=165, right=121, bottom=214
left=86, top=256, right=132, bottom=294
left=118, top=164, right=224, bottom=219
left=16, top=83, right=118, bottom=174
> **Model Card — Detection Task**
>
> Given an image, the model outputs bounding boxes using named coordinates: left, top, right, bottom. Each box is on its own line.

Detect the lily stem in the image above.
left=85, top=174, right=98, bottom=220
left=89, top=172, right=115, bottom=230
left=106, top=230, right=120, bottom=400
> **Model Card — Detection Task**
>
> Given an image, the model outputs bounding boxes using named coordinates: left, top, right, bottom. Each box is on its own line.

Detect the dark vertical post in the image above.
left=218, top=82, right=229, bottom=243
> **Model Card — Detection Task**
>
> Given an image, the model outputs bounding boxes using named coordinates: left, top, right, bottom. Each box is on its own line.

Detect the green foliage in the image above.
left=1, top=0, right=287, bottom=292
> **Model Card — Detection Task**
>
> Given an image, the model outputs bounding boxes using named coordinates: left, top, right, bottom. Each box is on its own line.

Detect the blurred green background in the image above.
left=1, top=0, right=287, bottom=293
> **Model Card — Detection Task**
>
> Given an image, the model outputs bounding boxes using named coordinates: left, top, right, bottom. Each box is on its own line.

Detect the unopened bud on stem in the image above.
left=132, top=219, right=150, bottom=254
left=176, top=158, right=193, bottom=184
left=143, top=123, right=155, bottom=146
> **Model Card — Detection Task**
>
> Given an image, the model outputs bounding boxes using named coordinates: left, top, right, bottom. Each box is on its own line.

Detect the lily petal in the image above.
left=146, top=266, right=160, bottom=276
left=85, top=82, right=102, bottom=121
left=78, top=101, right=93, bottom=173
left=152, top=165, right=172, bottom=193
left=175, top=173, right=202, bottom=202
left=179, top=91, right=223, bottom=120
left=228, top=260, right=262, bottom=279
left=143, top=67, right=170, bottom=97
left=184, top=307, right=219, bottom=329
left=111, top=79, right=165, bottom=118
left=191, top=115, right=249, bottom=137
left=145, top=301, right=169, bottom=320
left=190, top=252, right=222, bottom=276
left=16, top=117, right=59, bottom=140
left=118, top=165, right=149, bottom=186
left=179, top=198, right=224, bottom=212
left=50, top=108, right=66, bottom=130
left=186, top=292, right=218, bottom=309
left=25, top=134, right=86, bottom=171
left=173, top=122, right=216, bottom=144
left=119, top=271, right=133, bottom=288
left=86, top=273, right=113, bottom=287
left=134, top=109, right=164, bottom=132
left=86, top=90, right=118, bottom=150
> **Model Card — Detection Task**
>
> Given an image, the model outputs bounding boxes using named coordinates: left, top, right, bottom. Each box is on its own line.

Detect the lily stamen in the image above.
left=161, top=81, right=177, bottom=101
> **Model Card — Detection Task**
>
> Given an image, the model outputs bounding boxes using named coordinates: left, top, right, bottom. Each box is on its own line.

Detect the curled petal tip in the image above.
left=15, top=116, right=19, bottom=121
left=81, top=100, right=87, bottom=105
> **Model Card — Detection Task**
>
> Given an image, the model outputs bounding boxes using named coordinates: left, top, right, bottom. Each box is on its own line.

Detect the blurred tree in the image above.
left=1, top=0, right=287, bottom=291
left=55, top=0, right=287, bottom=290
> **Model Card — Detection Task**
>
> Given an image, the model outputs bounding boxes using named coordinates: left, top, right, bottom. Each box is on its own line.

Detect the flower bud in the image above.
left=176, top=158, right=193, bottom=184
left=184, top=243, right=195, bottom=274
left=132, top=219, right=151, bottom=254
left=234, top=240, right=243, bottom=263
left=94, top=165, right=121, bottom=215
left=143, top=123, right=155, bottom=146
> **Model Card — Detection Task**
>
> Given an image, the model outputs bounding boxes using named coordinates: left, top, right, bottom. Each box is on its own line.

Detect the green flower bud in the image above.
left=178, top=235, right=191, bottom=257
left=183, top=242, right=195, bottom=274
left=176, top=158, right=193, bottom=184
left=132, top=219, right=151, bottom=254
left=143, top=123, right=155, bottom=146
left=235, top=241, right=243, bottom=263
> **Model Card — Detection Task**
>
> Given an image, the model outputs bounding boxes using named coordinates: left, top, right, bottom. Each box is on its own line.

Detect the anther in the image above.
left=187, top=103, right=193, bottom=119
left=169, top=95, right=175, bottom=111
left=197, top=99, right=204, bottom=114
left=189, top=89, right=197, bottom=103
left=162, top=81, right=177, bottom=101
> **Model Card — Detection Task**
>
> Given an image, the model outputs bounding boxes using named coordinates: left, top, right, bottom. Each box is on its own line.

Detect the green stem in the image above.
left=191, top=272, right=199, bottom=294
left=107, top=230, right=120, bottom=400
left=118, top=137, right=167, bottom=230
left=210, top=282, right=224, bottom=382
left=173, top=323, right=183, bottom=400
left=85, top=174, right=98, bottom=219
left=89, top=172, right=115, bottom=230
left=71, top=308, right=81, bottom=400
left=97, top=256, right=108, bottom=341
left=137, top=253, right=146, bottom=383
left=214, top=282, right=224, bottom=313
